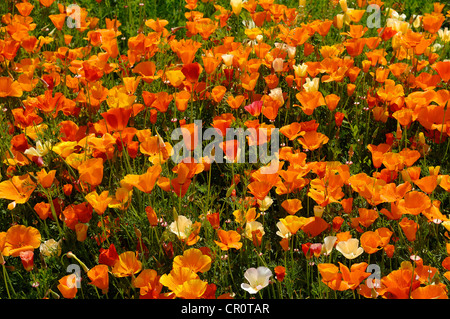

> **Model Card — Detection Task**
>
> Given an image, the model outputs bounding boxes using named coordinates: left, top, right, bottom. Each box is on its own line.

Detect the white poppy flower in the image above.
left=241, top=266, right=272, bottom=294
left=336, top=238, right=364, bottom=260
left=322, top=236, right=337, bottom=256
left=169, top=215, right=193, bottom=240
left=24, top=140, right=52, bottom=157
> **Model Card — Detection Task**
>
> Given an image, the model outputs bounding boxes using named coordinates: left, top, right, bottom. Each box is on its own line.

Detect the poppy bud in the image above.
left=313, top=205, right=324, bottom=217
left=335, top=112, right=345, bottom=127
left=334, top=14, right=344, bottom=29
left=75, top=223, right=88, bottom=242
left=274, top=266, right=286, bottom=282
left=63, top=184, right=73, bottom=196
left=20, top=251, right=34, bottom=272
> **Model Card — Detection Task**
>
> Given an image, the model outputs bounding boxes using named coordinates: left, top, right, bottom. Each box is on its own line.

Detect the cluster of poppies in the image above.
left=0, top=0, right=450, bottom=299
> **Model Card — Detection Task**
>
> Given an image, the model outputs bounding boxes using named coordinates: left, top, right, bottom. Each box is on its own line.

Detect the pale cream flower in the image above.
left=272, top=58, right=284, bottom=73
left=221, top=54, right=234, bottom=67
left=257, top=196, right=273, bottom=212
left=169, top=215, right=193, bottom=240
left=313, top=205, right=325, bottom=217
left=256, top=34, right=264, bottom=43
left=322, top=236, right=337, bottom=256
left=286, top=45, right=296, bottom=60
left=334, top=14, right=344, bottom=30
left=303, top=77, right=319, bottom=92
left=230, top=0, right=243, bottom=15
left=438, top=28, right=450, bottom=43
left=336, top=238, right=364, bottom=260
left=276, top=221, right=292, bottom=239
left=269, top=87, right=284, bottom=105
left=24, top=140, right=52, bottom=157
left=40, top=239, right=62, bottom=257
left=412, top=15, right=422, bottom=28
left=293, top=63, right=308, bottom=78
left=241, top=266, right=272, bottom=294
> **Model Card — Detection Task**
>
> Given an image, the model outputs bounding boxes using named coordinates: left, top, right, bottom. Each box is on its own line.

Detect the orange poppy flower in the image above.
left=174, top=90, right=191, bottom=112
left=340, top=198, right=353, bottom=214
left=325, top=94, right=340, bottom=111
left=247, top=180, right=273, bottom=200
left=318, top=262, right=370, bottom=291
left=0, top=174, right=36, bottom=205
left=2, top=225, right=41, bottom=257
left=77, top=157, right=104, bottom=187
left=112, top=251, right=142, bottom=277
left=133, top=61, right=159, bottom=84
left=39, top=0, right=56, bottom=7
left=205, top=211, right=220, bottom=230
left=170, top=38, right=202, bottom=65
left=392, top=108, right=413, bottom=127
left=159, top=266, right=207, bottom=299
left=35, top=169, right=56, bottom=189
left=202, top=55, right=220, bottom=75
left=122, top=164, right=162, bottom=194
left=85, top=190, right=111, bottom=215
left=397, top=191, right=431, bottom=215
left=87, top=264, right=109, bottom=293
left=241, top=72, right=260, bottom=91
left=181, top=62, right=203, bottom=83
left=298, top=131, right=329, bottom=151
left=280, top=122, right=304, bottom=141
left=49, top=13, right=66, bottom=31
left=210, top=85, right=227, bottom=103
left=219, top=139, right=241, bottom=163
left=57, top=275, right=78, bottom=299
left=295, top=91, right=326, bottom=115
left=413, top=175, right=439, bottom=194
left=399, top=217, right=419, bottom=241
left=173, top=248, right=212, bottom=273
left=16, top=2, right=34, bottom=16
left=301, top=217, right=330, bottom=237
left=422, top=13, right=445, bottom=34
left=34, top=202, right=51, bottom=220
left=139, top=205, right=156, bottom=227
left=281, top=199, right=303, bottom=215
left=432, top=61, right=450, bottom=83
left=379, top=181, right=412, bottom=203
left=360, top=231, right=382, bottom=254
left=133, top=269, right=164, bottom=299
left=0, top=77, right=23, bottom=98
left=398, top=148, right=421, bottom=167
left=379, top=264, right=421, bottom=299
left=214, top=229, right=242, bottom=251
left=226, top=94, right=245, bottom=109
left=137, top=132, right=173, bottom=165
left=145, top=18, right=169, bottom=32
left=71, top=220, right=87, bottom=241
left=381, top=152, right=405, bottom=172
left=439, top=174, right=450, bottom=192
left=410, top=285, right=448, bottom=299
left=354, top=208, right=379, bottom=229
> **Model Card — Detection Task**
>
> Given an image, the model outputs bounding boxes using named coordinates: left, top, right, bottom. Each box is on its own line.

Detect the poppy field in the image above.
left=1, top=0, right=450, bottom=300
